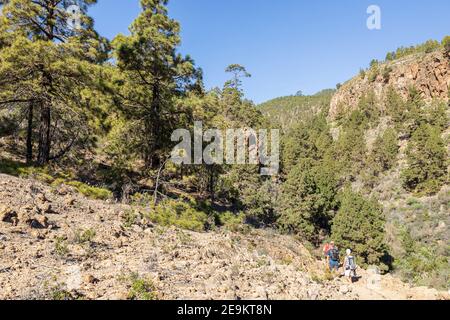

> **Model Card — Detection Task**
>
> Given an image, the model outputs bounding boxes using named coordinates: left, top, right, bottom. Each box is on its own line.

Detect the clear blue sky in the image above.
left=89, top=0, right=450, bottom=104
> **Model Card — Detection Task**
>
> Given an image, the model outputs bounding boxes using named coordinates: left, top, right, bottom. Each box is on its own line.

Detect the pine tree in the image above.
left=427, top=101, right=447, bottom=132
left=278, top=159, right=338, bottom=242
left=0, top=0, right=106, bottom=165
left=370, top=128, right=399, bottom=172
left=111, top=0, right=201, bottom=169
left=401, top=123, right=448, bottom=195
left=333, top=111, right=367, bottom=180
left=331, top=190, right=388, bottom=269
left=385, top=86, right=407, bottom=127
left=224, top=64, right=251, bottom=91
left=358, top=90, right=380, bottom=125
left=404, top=86, right=427, bottom=136
left=281, top=113, right=333, bottom=174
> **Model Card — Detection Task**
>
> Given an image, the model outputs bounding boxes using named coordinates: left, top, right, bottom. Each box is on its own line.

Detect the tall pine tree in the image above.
left=0, top=0, right=107, bottom=165
left=111, top=0, right=202, bottom=169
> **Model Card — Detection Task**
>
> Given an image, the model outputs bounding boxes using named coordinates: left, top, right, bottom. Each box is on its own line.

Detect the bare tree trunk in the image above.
left=26, top=102, right=34, bottom=165
left=154, top=158, right=168, bottom=206
left=208, top=165, right=215, bottom=202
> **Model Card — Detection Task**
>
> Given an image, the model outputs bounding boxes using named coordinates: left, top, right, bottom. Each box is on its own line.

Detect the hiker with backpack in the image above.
left=343, top=249, right=357, bottom=283
left=322, top=241, right=332, bottom=265
left=327, top=241, right=340, bottom=272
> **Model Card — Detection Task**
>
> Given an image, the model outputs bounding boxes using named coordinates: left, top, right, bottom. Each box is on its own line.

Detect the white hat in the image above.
left=346, top=249, right=352, bottom=255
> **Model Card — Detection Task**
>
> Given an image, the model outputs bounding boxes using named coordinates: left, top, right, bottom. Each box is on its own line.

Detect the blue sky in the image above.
left=90, top=0, right=450, bottom=104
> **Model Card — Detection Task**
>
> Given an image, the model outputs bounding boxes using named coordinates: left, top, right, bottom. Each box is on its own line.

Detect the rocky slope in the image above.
left=329, top=50, right=449, bottom=120
left=0, top=173, right=447, bottom=300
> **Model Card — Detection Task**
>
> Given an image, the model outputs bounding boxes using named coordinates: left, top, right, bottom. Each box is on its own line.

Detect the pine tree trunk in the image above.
left=26, top=102, right=34, bottom=165
left=37, top=105, right=51, bottom=166
left=208, top=165, right=215, bottom=202
left=144, top=82, right=162, bottom=169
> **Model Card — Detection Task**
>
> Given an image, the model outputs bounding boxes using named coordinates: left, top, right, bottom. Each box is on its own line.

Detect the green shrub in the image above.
left=0, top=159, right=113, bottom=201
left=217, top=211, right=247, bottom=232
left=127, top=274, right=158, bottom=300
left=382, top=66, right=393, bottom=80
left=0, top=159, right=54, bottom=183
left=0, top=159, right=25, bottom=175
left=442, top=35, right=450, bottom=53
left=368, top=60, right=380, bottom=82
left=406, top=198, right=420, bottom=207
left=148, top=200, right=208, bottom=232
left=51, top=288, right=75, bottom=301
left=359, top=69, right=366, bottom=79
left=54, top=236, right=69, bottom=257
left=74, top=228, right=96, bottom=245
left=122, top=210, right=141, bottom=228
left=395, top=228, right=449, bottom=289
left=130, top=192, right=154, bottom=206
left=66, top=181, right=112, bottom=200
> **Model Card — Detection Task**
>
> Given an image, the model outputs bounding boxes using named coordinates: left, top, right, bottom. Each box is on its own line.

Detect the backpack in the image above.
left=347, top=256, right=356, bottom=270
left=323, top=243, right=331, bottom=255
left=329, top=248, right=339, bottom=261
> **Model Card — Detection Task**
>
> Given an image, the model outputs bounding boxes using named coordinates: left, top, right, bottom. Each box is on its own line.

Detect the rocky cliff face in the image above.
left=329, top=50, right=450, bottom=120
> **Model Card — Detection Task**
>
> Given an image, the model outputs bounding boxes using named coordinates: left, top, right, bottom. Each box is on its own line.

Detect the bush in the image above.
left=395, top=228, right=449, bottom=289
left=0, top=159, right=53, bottom=183
left=217, top=211, right=247, bottom=232
left=331, top=189, right=389, bottom=270
left=122, top=210, right=141, bottom=228
left=127, top=273, right=158, bottom=300
left=442, top=35, right=450, bottom=53
left=382, top=66, right=393, bottom=80
left=148, top=200, right=209, bottom=232
left=54, top=236, right=69, bottom=257
left=74, top=228, right=96, bottom=245
left=359, top=69, right=366, bottom=79
left=66, top=181, right=112, bottom=200
left=406, top=197, right=421, bottom=207
left=51, top=287, right=77, bottom=301
left=0, top=159, right=113, bottom=201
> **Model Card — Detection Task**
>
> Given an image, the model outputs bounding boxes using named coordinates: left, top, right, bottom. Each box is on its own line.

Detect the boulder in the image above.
left=339, top=285, right=351, bottom=294
left=0, top=205, right=17, bottom=223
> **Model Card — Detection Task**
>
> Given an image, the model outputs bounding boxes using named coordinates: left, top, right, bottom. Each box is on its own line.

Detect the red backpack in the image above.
left=323, top=243, right=331, bottom=255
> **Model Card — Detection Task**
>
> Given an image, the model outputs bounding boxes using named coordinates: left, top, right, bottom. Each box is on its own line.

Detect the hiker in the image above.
left=322, top=241, right=332, bottom=265
left=327, top=241, right=340, bottom=272
left=343, top=249, right=357, bottom=283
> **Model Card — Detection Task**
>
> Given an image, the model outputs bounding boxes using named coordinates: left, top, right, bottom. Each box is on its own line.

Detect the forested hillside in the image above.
left=0, top=0, right=449, bottom=298
left=258, top=89, right=334, bottom=131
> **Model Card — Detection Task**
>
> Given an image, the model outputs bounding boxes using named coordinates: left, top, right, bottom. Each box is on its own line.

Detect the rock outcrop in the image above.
left=329, top=50, right=450, bottom=120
